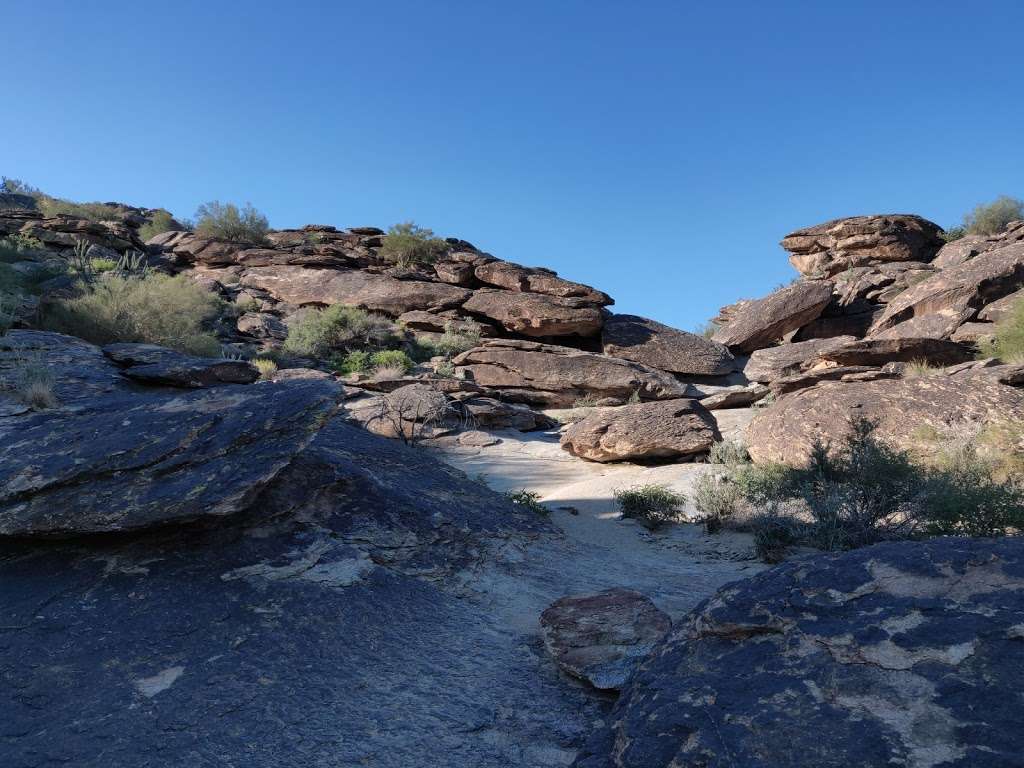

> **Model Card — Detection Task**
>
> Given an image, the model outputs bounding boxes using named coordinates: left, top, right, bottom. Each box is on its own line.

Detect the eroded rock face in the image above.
left=102, top=343, right=259, bottom=387
left=574, top=537, right=1024, bottom=768
left=540, top=588, right=671, bottom=691
left=743, top=336, right=857, bottom=382
left=462, top=289, right=605, bottom=337
left=601, top=315, right=734, bottom=376
left=869, top=242, right=1024, bottom=339
left=475, top=261, right=612, bottom=304
left=560, top=399, right=718, bottom=462
left=746, top=375, right=1024, bottom=465
left=454, top=340, right=692, bottom=407
left=712, top=281, right=833, bottom=353
left=814, top=337, right=974, bottom=368
left=781, top=214, right=944, bottom=277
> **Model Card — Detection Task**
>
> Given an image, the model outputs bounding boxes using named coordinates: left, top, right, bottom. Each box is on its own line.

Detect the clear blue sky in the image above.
left=4, top=1, right=1022, bottom=330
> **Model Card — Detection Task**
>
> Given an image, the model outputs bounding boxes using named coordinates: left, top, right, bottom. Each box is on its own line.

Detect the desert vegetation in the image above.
left=980, top=296, right=1024, bottom=362
left=138, top=210, right=182, bottom=241
left=379, top=221, right=448, bottom=267
left=614, top=484, right=687, bottom=528
left=194, top=201, right=269, bottom=244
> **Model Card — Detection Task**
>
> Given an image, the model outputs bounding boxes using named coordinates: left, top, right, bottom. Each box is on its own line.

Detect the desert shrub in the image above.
left=42, top=273, right=222, bottom=356
left=234, top=296, right=262, bottom=315
left=90, top=257, right=118, bottom=274
left=979, top=296, right=1024, bottom=362
left=194, top=201, right=270, bottom=243
left=435, top=321, right=481, bottom=358
left=379, top=222, right=448, bottom=267
left=138, top=210, right=181, bottom=241
left=369, top=349, right=414, bottom=373
left=435, top=359, right=456, bottom=378
left=614, top=484, right=687, bottom=528
left=2, top=354, right=58, bottom=409
left=693, top=473, right=744, bottom=533
left=572, top=393, right=600, bottom=408
left=903, top=359, right=944, bottom=378
left=284, top=304, right=395, bottom=359
left=253, top=358, right=278, bottom=379
left=941, top=225, right=966, bottom=242
left=694, top=320, right=720, bottom=340
left=963, top=195, right=1024, bottom=236
left=38, top=197, right=123, bottom=222
left=335, top=350, right=371, bottom=375
left=708, top=439, right=750, bottom=466
left=627, top=389, right=641, bottom=404
left=0, top=233, right=45, bottom=262
left=1, top=177, right=42, bottom=198
left=505, top=489, right=548, bottom=514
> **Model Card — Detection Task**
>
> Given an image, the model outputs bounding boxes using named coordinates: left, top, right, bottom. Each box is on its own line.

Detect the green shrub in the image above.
left=0, top=177, right=42, bottom=198
left=435, top=359, right=456, bottom=378
left=194, top=201, right=270, bottom=243
left=369, top=349, right=414, bottom=373
left=42, top=273, right=222, bottom=356
left=941, top=225, right=966, bottom=242
left=504, top=489, right=548, bottom=514
left=0, top=234, right=45, bottom=263
left=435, top=321, right=481, bottom=358
left=138, top=210, right=182, bottom=241
left=708, top=439, right=750, bottom=466
left=963, top=195, right=1024, bottom=236
left=253, top=358, right=278, bottom=380
left=614, top=484, right=687, bottom=528
left=38, top=197, right=123, bottom=222
left=379, top=222, right=448, bottom=267
left=693, top=472, right=744, bottom=533
left=979, top=296, right=1024, bottom=363
left=284, top=304, right=395, bottom=359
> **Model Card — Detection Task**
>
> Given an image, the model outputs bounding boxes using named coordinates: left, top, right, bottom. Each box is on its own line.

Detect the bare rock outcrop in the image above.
left=712, top=281, right=833, bottom=353
left=462, top=289, right=605, bottom=337
left=743, top=336, right=857, bottom=382
left=601, top=314, right=734, bottom=376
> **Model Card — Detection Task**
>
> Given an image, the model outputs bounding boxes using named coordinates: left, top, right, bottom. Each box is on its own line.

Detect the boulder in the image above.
left=977, top=288, right=1024, bottom=322
left=396, top=309, right=495, bottom=336
left=461, top=397, right=555, bottom=431
left=574, top=537, right=1024, bottom=768
left=474, top=260, right=612, bottom=304
left=560, top=399, right=718, bottom=462
left=102, top=343, right=259, bottom=387
left=951, top=322, right=996, bottom=344
left=932, top=233, right=990, bottom=269
left=240, top=265, right=471, bottom=316
left=869, top=242, right=1024, bottom=339
left=743, top=336, right=857, bottom=382
left=814, top=337, right=974, bottom=368
left=712, top=281, right=833, bottom=353
left=540, top=588, right=671, bottom=691
left=462, top=289, right=605, bottom=337
left=236, top=311, right=288, bottom=340
left=781, top=214, right=944, bottom=277
left=747, top=375, right=1024, bottom=465
left=453, top=339, right=693, bottom=407
left=699, top=383, right=769, bottom=409
left=769, top=365, right=890, bottom=395
left=601, top=314, right=734, bottom=376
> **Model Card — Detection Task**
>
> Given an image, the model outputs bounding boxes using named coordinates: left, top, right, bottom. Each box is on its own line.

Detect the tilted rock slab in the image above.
left=712, top=280, right=833, bottom=353
left=814, top=337, right=974, bottom=368
left=781, top=214, right=943, bottom=277
left=601, top=314, right=734, bottom=376
left=540, top=588, right=671, bottom=691
left=102, top=343, right=259, bottom=387
left=453, top=339, right=692, bottom=407
left=475, top=260, right=612, bottom=304
left=746, top=375, right=1024, bottom=466
left=462, top=289, right=605, bottom=337
left=743, top=335, right=857, bottom=382
left=560, top=399, right=719, bottom=462
left=869, top=241, right=1024, bottom=340
left=573, top=537, right=1024, bottom=768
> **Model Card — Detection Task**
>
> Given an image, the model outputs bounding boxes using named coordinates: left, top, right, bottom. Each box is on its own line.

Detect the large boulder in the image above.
left=475, top=260, right=612, bottom=304
left=869, top=242, right=1024, bottom=340
left=560, top=399, right=718, bottom=462
left=453, top=339, right=692, bottom=407
left=601, top=315, right=734, bottom=376
left=540, top=588, right=671, bottom=691
left=102, top=343, right=259, bottom=387
left=240, top=265, right=471, bottom=316
left=814, top=337, right=974, bottom=368
left=746, top=375, right=1024, bottom=465
left=781, top=214, right=944, bottom=277
left=462, top=289, right=605, bottom=337
left=574, top=537, right=1024, bottom=768
left=743, top=336, right=857, bottom=382
left=712, top=281, right=833, bottom=353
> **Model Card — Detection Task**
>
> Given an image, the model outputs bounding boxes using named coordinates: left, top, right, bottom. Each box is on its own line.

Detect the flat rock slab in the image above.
left=0, top=379, right=340, bottom=537
left=601, top=314, right=734, bottom=376
left=103, top=343, right=259, bottom=387
left=573, top=537, right=1024, bottom=768
left=560, top=399, right=719, bottom=462
left=540, top=588, right=671, bottom=691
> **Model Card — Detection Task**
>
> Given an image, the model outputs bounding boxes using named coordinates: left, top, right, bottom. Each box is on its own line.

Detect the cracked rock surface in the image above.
left=573, top=537, right=1024, bottom=768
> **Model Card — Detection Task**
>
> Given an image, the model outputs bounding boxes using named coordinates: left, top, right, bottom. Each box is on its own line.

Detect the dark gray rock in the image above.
left=601, top=315, right=734, bottom=376
left=103, top=343, right=259, bottom=387
left=574, top=537, right=1024, bottom=768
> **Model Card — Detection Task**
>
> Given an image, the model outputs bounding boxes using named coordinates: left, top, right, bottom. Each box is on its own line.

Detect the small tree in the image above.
left=963, top=195, right=1024, bottom=236
left=194, top=201, right=270, bottom=243
left=379, top=221, right=448, bottom=267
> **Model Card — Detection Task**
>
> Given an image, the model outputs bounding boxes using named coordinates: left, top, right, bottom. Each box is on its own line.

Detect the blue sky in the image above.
left=4, top=1, right=1022, bottom=330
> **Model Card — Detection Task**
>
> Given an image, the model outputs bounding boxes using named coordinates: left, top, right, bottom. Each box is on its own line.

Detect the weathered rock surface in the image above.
left=102, top=343, right=259, bottom=387
left=747, top=375, right=1024, bottom=465
left=977, top=287, right=1024, bottom=322
left=698, top=383, right=769, bottom=409
left=475, top=260, right=612, bottom=304
left=574, top=537, right=1024, bottom=768
left=601, top=314, right=734, bottom=375
left=462, top=289, right=605, bottom=337
left=743, top=336, right=857, bottom=382
left=560, top=399, right=718, bottom=462
left=712, top=281, right=833, bottom=353
left=540, top=588, right=671, bottom=691
left=869, top=242, right=1024, bottom=339
left=241, top=265, right=471, bottom=315
left=454, top=340, right=692, bottom=407
left=781, top=214, right=944, bottom=277
left=814, top=337, right=974, bottom=367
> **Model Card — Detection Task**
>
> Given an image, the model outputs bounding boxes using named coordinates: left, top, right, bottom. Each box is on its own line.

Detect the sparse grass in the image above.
left=435, top=321, right=481, bottom=358
left=979, top=296, right=1024, bottom=362
left=504, top=489, right=548, bottom=514
left=371, top=363, right=408, bottom=381
left=41, top=273, right=222, bottom=356
left=379, top=222, right=448, bottom=267
left=695, top=320, right=721, bottom=340
left=253, top=358, right=278, bottom=379
left=963, top=195, right=1024, bottom=236
left=138, top=210, right=181, bottom=241
left=284, top=304, right=395, bottom=359
left=194, top=201, right=270, bottom=244
left=572, top=393, right=600, bottom=408
left=941, top=225, right=966, bottom=243
left=903, top=359, right=944, bottom=378
left=2, top=355, right=58, bottom=409
left=614, top=484, right=687, bottom=528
